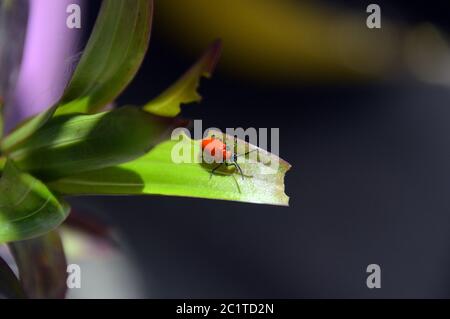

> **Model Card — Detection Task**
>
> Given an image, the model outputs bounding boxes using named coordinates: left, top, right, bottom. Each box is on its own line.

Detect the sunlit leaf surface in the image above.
left=49, top=132, right=291, bottom=206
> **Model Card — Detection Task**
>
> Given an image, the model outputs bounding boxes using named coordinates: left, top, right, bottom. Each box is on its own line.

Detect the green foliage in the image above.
left=0, top=160, right=69, bottom=243
left=0, top=0, right=290, bottom=299
left=49, top=132, right=291, bottom=206
left=8, top=107, right=169, bottom=180
left=55, top=0, right=153, bottom=115
left=1, top=0, right=153, bottom=151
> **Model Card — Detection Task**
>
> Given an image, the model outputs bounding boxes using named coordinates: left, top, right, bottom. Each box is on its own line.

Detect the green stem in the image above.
left=0, top=156, right=6, bottom=175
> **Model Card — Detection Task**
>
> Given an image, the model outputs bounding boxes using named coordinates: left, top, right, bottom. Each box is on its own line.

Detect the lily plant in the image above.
left=0, top=0, right=290, bottom=298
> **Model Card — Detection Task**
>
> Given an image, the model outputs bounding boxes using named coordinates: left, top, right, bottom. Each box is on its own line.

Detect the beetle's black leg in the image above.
left=224, top=161, right=244, bottom=180
left=231, top=161, right=244, bottom=180
left=211, top=163, right=223, bottom=179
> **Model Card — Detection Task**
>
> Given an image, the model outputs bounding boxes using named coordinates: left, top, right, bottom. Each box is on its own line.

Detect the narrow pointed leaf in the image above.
left=9, top=230, right=68, bottom=299
left=0, top=255, right=26, bottom=299
left=49, top=132, right=291, bottom=206
left=0, top=160, right=70, bottom=244
left=143, top=39, right=222, bottom=117
left=1, top=0, right=153, bottom=152
left=55, top=0, right=153, bottom=115
left=1, top=105, right=58, bottom=152
left=8, top=107, right=171, bottom=180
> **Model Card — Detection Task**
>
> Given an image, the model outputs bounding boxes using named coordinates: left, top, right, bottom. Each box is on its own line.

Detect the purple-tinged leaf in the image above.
left=9, top=230, right=68, bottom=299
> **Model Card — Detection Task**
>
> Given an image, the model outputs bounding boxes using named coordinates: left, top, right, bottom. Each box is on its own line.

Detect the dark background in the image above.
left=73, top=1, right=450, bottom=298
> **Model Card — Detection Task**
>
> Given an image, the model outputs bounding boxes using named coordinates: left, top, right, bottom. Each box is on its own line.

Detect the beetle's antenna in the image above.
left=236, top=149, right=258, bottom=158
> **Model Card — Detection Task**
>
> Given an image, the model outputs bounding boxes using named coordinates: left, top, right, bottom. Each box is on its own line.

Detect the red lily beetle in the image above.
left=201, top=135, right=256, bottom=179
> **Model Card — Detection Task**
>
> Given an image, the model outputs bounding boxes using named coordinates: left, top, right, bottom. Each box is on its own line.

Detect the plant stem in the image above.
left=0, top=156, right=5, bottom=174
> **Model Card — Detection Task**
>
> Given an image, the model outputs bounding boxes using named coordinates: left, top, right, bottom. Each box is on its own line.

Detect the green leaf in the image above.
left=1, top=105, right=58, bottom=152
left=0, top=160, right=70, bottom=244
left=8, top=107, right=171, bottom=180
left=0, top=255, right=26, bottom=299
left=1, top=0, right=153, bottom=152
left=9, top=230, right=68, bottom=299
left=0, top=156, right=5, bottom=172
left=55, top=0, right=153, bottom=115
left=48, top=132, right=291, bottom=206
left=143, top=39, right=222, bottom=117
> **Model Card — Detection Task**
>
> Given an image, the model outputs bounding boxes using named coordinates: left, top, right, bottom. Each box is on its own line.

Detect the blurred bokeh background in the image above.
left=76, top=0, right=450, bottom=298
left=5, top=0, right=450, bottom=298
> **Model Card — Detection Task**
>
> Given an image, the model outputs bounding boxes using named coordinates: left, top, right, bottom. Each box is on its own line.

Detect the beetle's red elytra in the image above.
left=201, top=137, right=231, bottom=161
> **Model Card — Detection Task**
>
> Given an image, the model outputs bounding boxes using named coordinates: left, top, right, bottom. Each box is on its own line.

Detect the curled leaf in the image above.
left=9, top=230, right=68, bottom=299
left=0, top=160, right=70, bottom=244
left=49, top=132, right=291, bottom=206
left=143, top=39, right=222, bottom=117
